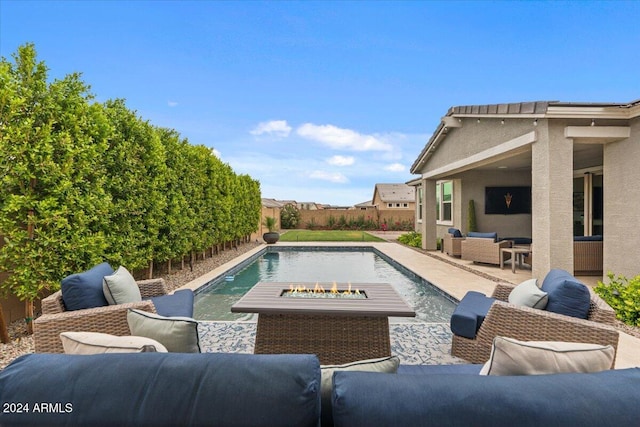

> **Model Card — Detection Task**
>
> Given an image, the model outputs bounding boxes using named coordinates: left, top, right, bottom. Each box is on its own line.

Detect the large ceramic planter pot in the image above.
left=263, top=232, right=280, bottom=244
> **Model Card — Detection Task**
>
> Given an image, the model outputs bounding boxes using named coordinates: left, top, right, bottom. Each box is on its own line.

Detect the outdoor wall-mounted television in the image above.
left=485, top=186, right=531, bottom=215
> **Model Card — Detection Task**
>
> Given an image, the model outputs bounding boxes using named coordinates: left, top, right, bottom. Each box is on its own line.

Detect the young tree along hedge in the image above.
left=0, top=44, right=112, bottom=330
left=0, top=44, right=261, bottom=328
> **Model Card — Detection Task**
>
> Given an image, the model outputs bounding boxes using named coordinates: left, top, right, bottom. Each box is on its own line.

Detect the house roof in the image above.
left=410, top=98, right=640, bottom=174
left=373, top=183, right=415, bottom=203
left=262, top=198, right=285, bottom=208
left=355, top=200, right=374, bottom=207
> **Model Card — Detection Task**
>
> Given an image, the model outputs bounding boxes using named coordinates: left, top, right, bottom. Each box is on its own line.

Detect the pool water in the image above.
left=193, top=249, right=457, bottom=322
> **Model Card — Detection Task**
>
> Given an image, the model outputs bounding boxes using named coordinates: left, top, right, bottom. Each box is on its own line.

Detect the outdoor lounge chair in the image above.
left=34, top=277, right=170, bottom=353
left=450, top=271, right=619, bottom=364
left=460, top=232, right=511, bottom=266
left=443, top=228, right=464, bottom=257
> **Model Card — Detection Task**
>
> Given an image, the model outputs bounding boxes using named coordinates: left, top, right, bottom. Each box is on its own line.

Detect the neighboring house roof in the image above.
left=410, top=98, right=640, bottom=173
left=373, top=184, right=415, bottom=204
left=355, top=200, right=374, bottom=207
left=261, top=198, right=285, bottom=208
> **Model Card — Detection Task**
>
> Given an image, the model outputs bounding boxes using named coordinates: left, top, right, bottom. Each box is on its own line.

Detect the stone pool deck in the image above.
left=179, top=239, right=640, bottom=368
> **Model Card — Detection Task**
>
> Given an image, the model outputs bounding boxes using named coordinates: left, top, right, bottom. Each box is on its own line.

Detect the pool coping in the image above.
left=184, top=244, right=459, bottom=306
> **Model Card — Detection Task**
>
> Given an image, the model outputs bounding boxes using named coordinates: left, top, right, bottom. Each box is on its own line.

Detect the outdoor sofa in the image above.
left=1, top=352, right=639, bottom=427
left=450, top=269, right=619, bottom=364
left=34, top=262, right=194, bottom=353
left=460, top=232, right=511, bottom=265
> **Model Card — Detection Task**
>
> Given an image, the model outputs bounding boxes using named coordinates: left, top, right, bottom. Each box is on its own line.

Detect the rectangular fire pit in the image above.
left=231, top=282, right=415, bottom=364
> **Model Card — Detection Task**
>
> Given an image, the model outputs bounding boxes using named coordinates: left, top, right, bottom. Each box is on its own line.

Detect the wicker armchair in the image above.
left=34, top=278, right=168, bottom=353
left=451, top=282, right=620, bottom=364
left=461, top=237, right=511, bottom=265
left=443, top=233, right=464, bottom=257
left=574, top=239, right=603, bottom=275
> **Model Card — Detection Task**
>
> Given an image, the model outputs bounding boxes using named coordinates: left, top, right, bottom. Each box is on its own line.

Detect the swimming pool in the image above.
left=193, top=247, right=457, bottom=322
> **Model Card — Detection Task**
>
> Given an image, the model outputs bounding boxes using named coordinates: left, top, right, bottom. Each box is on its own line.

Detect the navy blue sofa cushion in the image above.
left=332, top=368, right=640, bottom=427
left=467, top=231, right=498, bottom=241
left=447, top=227, right=463, bottom=238
left=450, top=291, right=495, bottom=339
left=501, top=237, right=532, bottom=245
left=574, top=235, right=603, bottom=241
left=0, top=353, right=321, bottom=427
left=61, top=262, right=113, bottom=311
left=149, top=289, right=194, bottom=317
left=541, top=269, right=591, bottom=319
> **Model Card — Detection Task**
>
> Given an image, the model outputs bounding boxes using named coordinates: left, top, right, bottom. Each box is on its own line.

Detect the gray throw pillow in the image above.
left=127, top=309, right=200, bottom=353
left=103, top=266, right=142, bottom=305
left=508, top=278, right=548, bottom=309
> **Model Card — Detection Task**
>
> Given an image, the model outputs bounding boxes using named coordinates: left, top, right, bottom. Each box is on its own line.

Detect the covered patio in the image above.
left=409, top=99, right=640, bottom=281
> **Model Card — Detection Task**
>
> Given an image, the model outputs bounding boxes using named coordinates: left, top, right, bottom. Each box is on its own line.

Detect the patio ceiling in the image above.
left=472, top=142, right=603, bottom=172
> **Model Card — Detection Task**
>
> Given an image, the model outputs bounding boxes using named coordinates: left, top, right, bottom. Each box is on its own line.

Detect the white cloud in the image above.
left=250, top=120, right=292, bottom=137
left=168, top=101, right=178, bottom=107
left=297, top=123, right=393, bottom=151
left=309, top=170, right=349, bottom=183
left=384, top=163, right=405, bottom=172
left=327, top=155, right=355, bottom=166
left=211, top=148, right=222, bottom=158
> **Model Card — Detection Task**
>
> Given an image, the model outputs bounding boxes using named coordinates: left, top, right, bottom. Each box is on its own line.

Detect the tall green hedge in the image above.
left=0, top=44, right=261, bottom=312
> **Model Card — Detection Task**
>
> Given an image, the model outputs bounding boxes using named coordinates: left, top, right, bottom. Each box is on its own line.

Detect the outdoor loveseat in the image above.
left=450, top=269, right=619, bottom=364
left=460, top=232, right=511, bottom=265
left=1, top=352, right=639, bottom=427
left=34, top=262, right=194, bottom=353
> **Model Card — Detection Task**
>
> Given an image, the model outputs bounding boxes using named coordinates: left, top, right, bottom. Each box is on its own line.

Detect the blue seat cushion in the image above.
left=447, top=227, right=463, bottom=238
left=0, top=353, right=321, bottom=427
left=61, top=262, right=113, bottom=311
left=450, top=291, right=496, bottom=339
left=332, top=368, right=640, bottom=427
left=574, top=235, right=603, bottom=241
left=541, top=269, right=591, bottom=319
left=149, top=289, right=194, bottom=318
left=501, top=237, right=532, bottom=245
left=467, top=231, right=498, bottom=241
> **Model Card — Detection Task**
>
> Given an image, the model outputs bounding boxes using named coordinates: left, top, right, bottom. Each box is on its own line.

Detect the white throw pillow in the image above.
left=508, top=278, right=548, bottom=309
left=127, top=309, right=200, bottom=353
left=60, top=331, right=167, bottom=354
left=479, top=336, right=615, bottom=376
left=103, top=266, right=142, bottom=305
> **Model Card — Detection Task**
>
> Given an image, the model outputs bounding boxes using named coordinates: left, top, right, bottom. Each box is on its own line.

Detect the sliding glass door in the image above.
left=573, top=172, right=603, bottom=237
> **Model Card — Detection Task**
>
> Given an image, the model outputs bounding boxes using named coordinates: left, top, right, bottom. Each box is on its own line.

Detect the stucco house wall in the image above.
left=603, top=116, right=640, bottom=278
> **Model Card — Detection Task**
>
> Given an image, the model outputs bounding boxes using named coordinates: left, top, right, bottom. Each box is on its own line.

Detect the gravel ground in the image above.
left=0, top=240, right=261, bottom=370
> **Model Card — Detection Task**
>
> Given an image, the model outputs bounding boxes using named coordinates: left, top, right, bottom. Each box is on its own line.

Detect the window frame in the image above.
left=436, top=180, right=453, bottom=226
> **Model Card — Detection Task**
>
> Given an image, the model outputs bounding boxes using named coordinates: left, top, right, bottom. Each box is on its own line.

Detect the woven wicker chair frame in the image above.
left=451, top=282, right=620, bottom=365
left=34, top=278, right=167, bottom=353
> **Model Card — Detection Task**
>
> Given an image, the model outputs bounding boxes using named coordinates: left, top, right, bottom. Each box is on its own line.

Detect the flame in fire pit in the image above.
left=284, top=282, right=364, bottom=298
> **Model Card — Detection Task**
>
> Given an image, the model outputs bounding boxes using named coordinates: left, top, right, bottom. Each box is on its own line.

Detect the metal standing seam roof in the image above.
left=410, top=98, right=640, bottom=174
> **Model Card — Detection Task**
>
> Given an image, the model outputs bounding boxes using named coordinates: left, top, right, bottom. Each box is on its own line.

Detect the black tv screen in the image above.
left=485, top=186, right=531, bottom=214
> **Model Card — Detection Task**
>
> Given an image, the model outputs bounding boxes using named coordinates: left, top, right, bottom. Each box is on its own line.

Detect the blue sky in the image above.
left=2, top=1, right=639, bottom=205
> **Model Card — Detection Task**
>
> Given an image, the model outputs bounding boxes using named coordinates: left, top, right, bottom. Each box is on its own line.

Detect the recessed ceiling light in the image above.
left=497, top=166, right=508, bottom=169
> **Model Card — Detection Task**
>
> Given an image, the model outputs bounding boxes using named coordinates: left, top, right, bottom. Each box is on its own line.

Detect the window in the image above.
left=417, top=187, right=423, bottom=222
left=436, top=180, right=453, bottom=224
left=403, top=203, right=408, bottom=208
left=387, top=203, right=393, bottom=208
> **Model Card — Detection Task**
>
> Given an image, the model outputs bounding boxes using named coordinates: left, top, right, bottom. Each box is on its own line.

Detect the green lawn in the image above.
left=279, top=230, right=385, bottom=242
